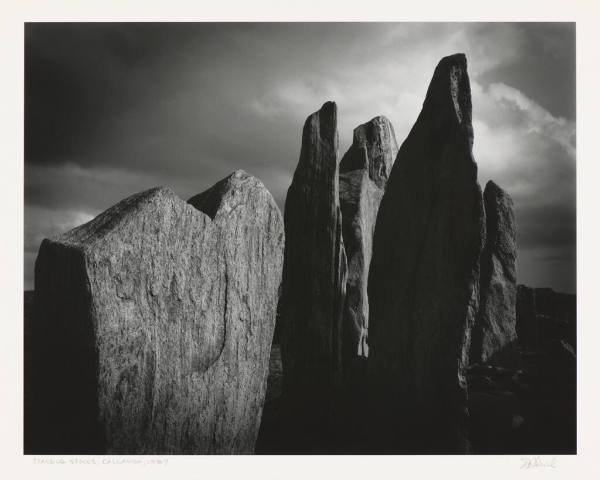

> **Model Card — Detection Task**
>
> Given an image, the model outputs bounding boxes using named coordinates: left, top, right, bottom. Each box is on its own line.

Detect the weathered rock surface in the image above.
left=31, top=170, right=284, bottom=454
left=339, top=115, right=398, bottom=188
left=470, top=181, right=518, bottom=366
left=279, top=101, right=347, bottom=449
left=367, top=53, right=485, bottom=453
left=339, top=116, right=398, bottom=367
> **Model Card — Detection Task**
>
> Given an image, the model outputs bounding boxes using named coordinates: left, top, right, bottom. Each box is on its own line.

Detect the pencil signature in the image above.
left=520, top=456, right=557, bottom=469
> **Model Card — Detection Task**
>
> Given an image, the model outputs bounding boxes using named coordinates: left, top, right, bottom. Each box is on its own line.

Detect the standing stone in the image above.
left=338, top=116, right=397, bottom=450
left=279, top=101, right=347, bottom=449
left=367, top=54, right=485, bottom=453
left=340, top=115, right=398, bottom=188
left=31, top=170, right=284, bottom=454
left=339, top=116, right=398, bottom=368
left=470, top=181, right=518, bottom=367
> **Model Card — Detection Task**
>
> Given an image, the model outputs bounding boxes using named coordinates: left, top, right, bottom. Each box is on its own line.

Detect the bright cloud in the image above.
left=472, top=81, right=575, bottom=208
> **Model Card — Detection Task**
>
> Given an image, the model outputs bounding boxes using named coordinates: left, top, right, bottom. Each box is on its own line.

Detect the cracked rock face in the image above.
left=340, top=116, right=398, bottom=189
left=31, top=170, right=284, bottom=454
left=339, top=116, right=398, bottom=367
left=367, top=54, right=485, bottom=453
left=279, top=101, right=347, bottom=445
left=470, top=181, right=518, bottom=367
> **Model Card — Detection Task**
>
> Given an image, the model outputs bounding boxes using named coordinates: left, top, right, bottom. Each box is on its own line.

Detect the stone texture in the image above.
left=470, top=180, right=518, bottom=366
left=339, top=115, right=398, bottom=188
left=31, top=170, right=284, bottom=454
left=367, top=54, right=485, bottom=453
left=279, top=101, right=347, bottom=449
left=339, top=116, right=398, bottom=368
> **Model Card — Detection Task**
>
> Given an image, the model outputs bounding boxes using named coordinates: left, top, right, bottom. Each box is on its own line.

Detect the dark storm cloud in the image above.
left=26, top=23, right=217, bottom=166
left=24, top=23, right=576, bottom=292
left=25, top=22, right=321, bottom=210
left=517, top=204, right=576, bottom=250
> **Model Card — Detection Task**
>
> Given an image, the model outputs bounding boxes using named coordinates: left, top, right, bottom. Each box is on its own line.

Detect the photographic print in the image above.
left=23, top=22, right=576, bottom=455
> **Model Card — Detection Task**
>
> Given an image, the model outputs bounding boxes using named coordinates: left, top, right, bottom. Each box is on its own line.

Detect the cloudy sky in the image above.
left=24, top=22, right=576, bottom=292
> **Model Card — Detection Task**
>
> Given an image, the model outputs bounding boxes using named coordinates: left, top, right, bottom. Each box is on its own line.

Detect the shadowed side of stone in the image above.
left=30, top=241, right=102, bottom=453
left=30, top=171, right=284, bottom=454
left=470, top=180, right=518, bottom=367
left=279, top=101, right=347, bottom=451
left=367, top=53, right=485, bottom=453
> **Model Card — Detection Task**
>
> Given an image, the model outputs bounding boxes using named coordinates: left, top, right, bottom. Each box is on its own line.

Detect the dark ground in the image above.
left=256, top=286, right=577, bottom=454
left=25, top=289, right=576, bottom=455
left=255, top=339, right=576, bottom=454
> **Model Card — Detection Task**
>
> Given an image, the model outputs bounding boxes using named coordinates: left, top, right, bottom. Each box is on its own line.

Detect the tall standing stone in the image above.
left=30, top=170, right=284, bottom=454
left=470, top=180, right=518, bottom=367
left=279, top=101, right=347, bottom=449
left=368, top=54, right=485, bottom=453
left=339, top=116, right=398, bottom=368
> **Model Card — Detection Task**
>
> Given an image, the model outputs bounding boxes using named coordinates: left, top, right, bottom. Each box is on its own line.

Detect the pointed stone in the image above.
left=31, top=171, right=284, bottom=454
left=340, top=115, right=398, bottom=188
left=367, top=54, right=485, bottom=453
left=279, top=101, right=347, bottom=448
left=339, top=116, right=398, bottom=368
left=470, top=181, right=518, bottom=367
